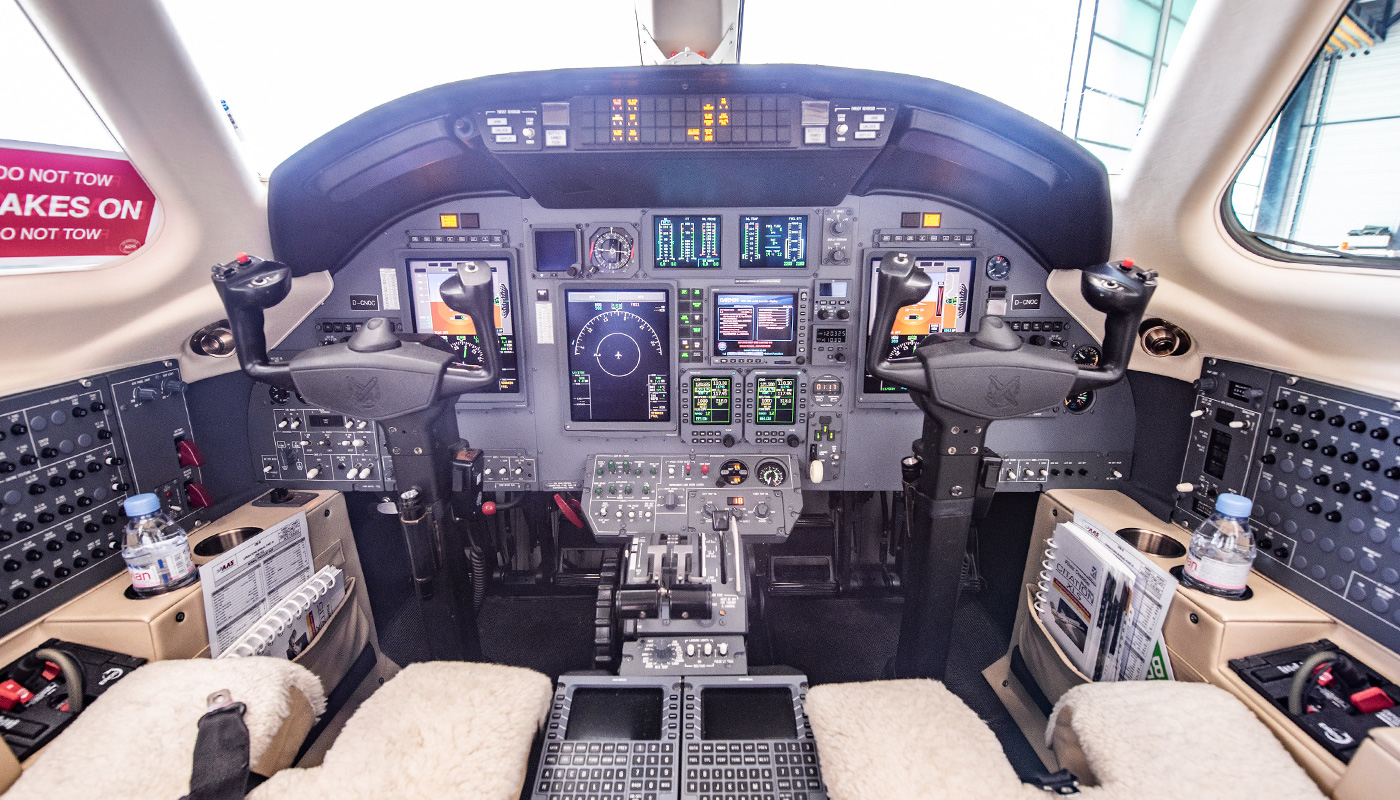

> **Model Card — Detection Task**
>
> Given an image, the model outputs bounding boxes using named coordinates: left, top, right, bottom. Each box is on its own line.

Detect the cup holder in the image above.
left=194, top=527, right=264, bottom=558
left=1115, top=527, right=1187, bottom=559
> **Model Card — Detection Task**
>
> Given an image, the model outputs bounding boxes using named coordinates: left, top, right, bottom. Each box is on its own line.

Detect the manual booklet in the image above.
left=1037, top=521, right=1136, bottom=677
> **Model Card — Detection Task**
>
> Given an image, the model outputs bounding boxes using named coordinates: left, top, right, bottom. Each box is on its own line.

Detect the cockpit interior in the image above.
left=2, top=1, right=1400, bottom=798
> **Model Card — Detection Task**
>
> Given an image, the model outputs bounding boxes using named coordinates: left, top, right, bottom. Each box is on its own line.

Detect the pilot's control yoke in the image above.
left=867, top=252, right=1157, bottom=678
left=211, top=253, right=502, bottom=660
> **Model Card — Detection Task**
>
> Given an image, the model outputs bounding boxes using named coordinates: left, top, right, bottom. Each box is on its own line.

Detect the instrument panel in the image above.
left=257, top=192, right=1135, bottom=495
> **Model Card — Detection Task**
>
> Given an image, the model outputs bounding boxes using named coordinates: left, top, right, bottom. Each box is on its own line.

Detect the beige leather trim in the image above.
left=291, top=578, right=367, bottom=692
left=1047, top=705, right=1097, bottom=787
left=1018, top=586, right=1090, bottom=703
left=0, top=738, right=21, bottom=794
left=250, top=684, right=317, bottom=778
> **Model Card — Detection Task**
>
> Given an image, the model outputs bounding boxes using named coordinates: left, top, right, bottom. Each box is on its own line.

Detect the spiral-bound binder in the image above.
left=219, top=565, right=346, bottom=660
left=1035, top=522, right=1134, bottom=678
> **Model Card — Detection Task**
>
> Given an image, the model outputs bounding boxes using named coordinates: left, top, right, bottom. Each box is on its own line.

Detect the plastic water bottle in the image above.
left=1181, top=493, right=1256, bottom=599
left=121, top=493, right=198, bottom=597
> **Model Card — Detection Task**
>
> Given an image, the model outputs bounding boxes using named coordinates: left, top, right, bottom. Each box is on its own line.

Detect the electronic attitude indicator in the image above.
left=588, top=227, right=636, bottom=273
left=566, top=291, right=671, bottom=423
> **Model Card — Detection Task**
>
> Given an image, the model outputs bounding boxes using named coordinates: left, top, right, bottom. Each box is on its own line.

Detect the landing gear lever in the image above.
left=868, top=252, right=1156, bottom=679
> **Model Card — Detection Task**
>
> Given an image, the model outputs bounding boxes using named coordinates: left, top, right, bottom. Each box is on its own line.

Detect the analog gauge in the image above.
left=447, top=336, right=486, bottom=368
left=888, top=339, right=922, bottom=360
left=571, top=310, right=665, bottom=378
left=1072, top=345, right=1102, bottom=367
left=755, top=460, right=788, bottom=487
left=588, top=227, right=636, bottom=272
left=1065, top=390, right=1095, bottom=414
left=986, top=255, right=1011, bottom=280
left=718, top=459, right=749, bottom=485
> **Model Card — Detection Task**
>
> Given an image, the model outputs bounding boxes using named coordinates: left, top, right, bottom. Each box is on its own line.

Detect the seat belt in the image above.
left=183, top=690, right=252, bottom=800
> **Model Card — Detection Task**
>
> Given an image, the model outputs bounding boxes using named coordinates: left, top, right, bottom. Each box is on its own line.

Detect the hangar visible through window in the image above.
left=1228, top=0, right=1400, bottom=266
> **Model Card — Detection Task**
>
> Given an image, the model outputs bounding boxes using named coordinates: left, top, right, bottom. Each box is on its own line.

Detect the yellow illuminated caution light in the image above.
left=922, top=213, right=942, bottom=228
left=688, top=128, right=702, bottom=141
left=439, top=214, right=459, bottom=229
left=627, top=98, right=639, bottom=107
left=718, top=112, right=729, bottom=126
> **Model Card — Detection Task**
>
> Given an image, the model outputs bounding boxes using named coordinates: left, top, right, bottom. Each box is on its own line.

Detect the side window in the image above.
left=1227, top=1, right=1399, bottom=266
left=0, top=3, right=160, bottom=274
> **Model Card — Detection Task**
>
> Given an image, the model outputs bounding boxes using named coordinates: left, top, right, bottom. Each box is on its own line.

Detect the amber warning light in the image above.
left=899, top=212, right=943, bottom=228
left=439, top=214, right=459, bottom=229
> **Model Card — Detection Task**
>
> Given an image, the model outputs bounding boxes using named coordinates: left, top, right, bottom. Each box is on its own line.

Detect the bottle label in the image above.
left=126, top=538, right=196, bottom=589
left=1183, top=552, right=1251, bottom=591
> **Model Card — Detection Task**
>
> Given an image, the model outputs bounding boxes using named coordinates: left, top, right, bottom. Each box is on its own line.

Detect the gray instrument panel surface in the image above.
left=258, top=192, right=1136, bottom=493
left=1176, top=359, right=1400, bottom=652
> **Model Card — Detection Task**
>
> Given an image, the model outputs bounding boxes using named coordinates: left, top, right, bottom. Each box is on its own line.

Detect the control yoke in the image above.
left=865, top=252, right=1156, bottom=419
left=211, top=253, right=501, bottom=420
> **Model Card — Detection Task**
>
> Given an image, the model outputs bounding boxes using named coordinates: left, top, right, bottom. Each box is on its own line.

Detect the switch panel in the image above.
left=251, top=385, right=392, bottom=491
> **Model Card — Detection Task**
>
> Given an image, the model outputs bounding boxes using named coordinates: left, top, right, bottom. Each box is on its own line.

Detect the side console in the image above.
left=1176, top=359, right=1400, bottom=652
left=0, top=362, right=212, bottom=636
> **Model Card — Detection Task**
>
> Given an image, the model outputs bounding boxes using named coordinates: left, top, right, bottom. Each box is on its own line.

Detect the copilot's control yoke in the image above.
left=867, top=252, right=1157, bottom=679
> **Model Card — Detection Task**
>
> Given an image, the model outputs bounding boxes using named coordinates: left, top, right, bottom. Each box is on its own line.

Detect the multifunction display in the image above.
left=654, top=215, right=720, bottom=268
left=689, top=376, right=734, bottom=426
left=754, top=376, right=797, bottom=425
left=865, top=256, right=973, bottom=394
left=714, top=293, right=797, bottom=358
left=566, top=290, right=671, bottom=423
left=739, top=215, right=807, bottom=268
left=408, top=259, right=519, bottom=392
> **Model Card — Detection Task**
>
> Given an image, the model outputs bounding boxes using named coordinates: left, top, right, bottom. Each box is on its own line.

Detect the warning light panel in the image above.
left=900, top=212, right=944, bottom=228
left=922, top=213, right=942, bottom=228
left=439, top=214, right=459, bottom=229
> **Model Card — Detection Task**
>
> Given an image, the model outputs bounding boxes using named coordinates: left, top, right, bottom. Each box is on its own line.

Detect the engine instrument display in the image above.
left=714, top=293, right=797, bottom=358
left=739, top=215, right=807, bottom=268
left=408, top=259, right=519, bottom=392
left=654, top=215, right=720, bottom=268
left=689, top=376, right=734, bottom=426
left=566, top=290, right=671, bottom=424
left=865, top=256, right=973, bottom=394
left=754, top=376, right=797, bottom=425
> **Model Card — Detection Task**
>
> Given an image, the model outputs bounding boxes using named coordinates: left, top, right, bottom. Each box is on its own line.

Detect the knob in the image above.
left=16, top=521, right=33, bottom=533
left=1325, top=510, right=1342, bottom=523
left=1260, top=453, right=1276, bottom=465
left=1283, top=433, right=1299, bottom=443
left=664, top=491, right=678, bottom=510
left=45, top=541, right=61, bottom=552
left=722, top=434, right=735, bottom=448
left=1320, top=445, right=1337, bottom=457
left=1328, top=415, right=1346, bottom=427
left=786, top=433, right=801, bottom=448
left=68, top=530, right=83, bottom=541
left=1341, top=452, right=1359, bottom=464
left=1306, top=408, right=1325, bottom=421
left=1354, top=490, right=1373, bottom=503
left=97, top=429, right=111, bottom=440
left=133, top=385, right=159, bottom=402
left=0, top=461, right=12, bottom=473
left=58, top=504, right=73, bottom=515
left=69, top=468, right=85, bottom=480
left=3, top=560, right=19, bottom=572
left=105, top=456, right=124, bottom=466
left=85, top=522, right=100, bottom=534
left=830, top=218, right=848, bottom=234
left=1300, top=439, right=1317, bottom=450
left=71, top=407, right=87, bottom=418
left=836, top=308, right=850, bottom=320
left=12, top=588, right=29, bottom=601
left=1349, top=420, right=1368, bottom=433
left=73, top=557, right=88, bottom=568
left=40, top=447, right=58, bottom=458
left=755, top=502, right=771, bottom=519
left=1386, top=467, right=1400, bottom=480
left=1371, top=427, right=1390, bottom=440
left=0, top=531, right=9, bottom=542
left=91, top=547, right=106, bottom=559
left=86, top=462, right=101, bottom=473
left=1267, top=427, right=1282, bottom=438
left=19, top=454, right=37, bottom=466
left=1332, top=481, right=1350, bottom=494
left=1363, top=459, right=1381, bottom=472
left=54, top=567, right=70, bottom=578
left=49, top=475, right=66, bottom=487
left=36, top=512, right=54, bottom=523
left=1313, top=474, right=1329, bottom=486
left=25, top=550, right=42, bottom=561
left=1290, top=404, right=1307, bottom=415
left=829, top=247, right=848, bottom=262
left=101, top=513, right=118, bottom=525
left=76, top=497, right=92, bottom=507
left=89, top=401, right=105, bottom=412
left=833, top=352, right=847, bottom=363
left=1197, top=377, right=1219, bottom=393
left=1272, top=399, right=1288, bottom=410
left=816, top=308, right=830, bottom=320
left=809, top=459, right=825, bottom=484
left=28, top=484, right=45, bottom=495
left=10, top=423, right=28, bottom=435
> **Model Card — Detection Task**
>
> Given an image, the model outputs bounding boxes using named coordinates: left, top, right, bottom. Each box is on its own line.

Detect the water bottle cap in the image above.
left=123, top=493, right=161, bottom=516
left=1215, top=492, right=1252, bottom=517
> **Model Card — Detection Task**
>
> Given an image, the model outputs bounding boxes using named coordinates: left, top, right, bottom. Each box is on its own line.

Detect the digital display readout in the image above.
left=815, top=328, right=847, bottom=343
left=654, top=216, right=721, bottom=268
left=715, top=293, right=797, bottom=358
left=755, top=376, right=797, bottom=426
left=689, top=376, right=733, bottom=426
left=566, top=290, right=671, bottom=424
left=408, top=259, right=519, bottom=393
left=865, top=256, right=972, bottom=394
left=739, top=215, right=807, bottom=268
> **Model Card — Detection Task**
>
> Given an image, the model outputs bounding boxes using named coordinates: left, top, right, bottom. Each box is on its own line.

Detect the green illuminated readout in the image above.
left=755, top=376, right=797, bottom=426
left=690, top=376, right=733, bottom=426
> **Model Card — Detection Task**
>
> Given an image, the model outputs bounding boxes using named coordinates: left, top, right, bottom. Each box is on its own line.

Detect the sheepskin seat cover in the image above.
left=4, top=657, right=325, bottom=800
left=249, top=661, right=552, bottom=800
left=806, top=678, right=1327, bottom=800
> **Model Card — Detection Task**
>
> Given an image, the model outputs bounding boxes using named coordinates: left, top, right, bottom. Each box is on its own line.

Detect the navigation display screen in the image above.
left=654, top=215, right=720, bottom=268
left=533, top=228, right=578, bottom=272
left=566, top=688, right=664, bottom=741
left=739, top=215, right=807, bottom=268
left=408, top=259, right=519, bottom=393
left=566, top=290, right=671, bottom=423
left=865, top=256, right=973, bottom=394
left=690, top=376, right=734, bottom=426
left=714, top=293, right=797, bottom=358
left=755, top=376, right=797, bottom=425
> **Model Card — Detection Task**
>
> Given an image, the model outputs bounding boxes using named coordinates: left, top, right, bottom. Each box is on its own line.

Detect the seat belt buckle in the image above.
left=1033, top=768, right=1081, bottom=795
left=206, top=689, right=235, bottom=712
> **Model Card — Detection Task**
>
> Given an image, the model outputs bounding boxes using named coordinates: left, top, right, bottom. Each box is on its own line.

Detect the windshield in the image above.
left=161, top=0, right=1195, bottom=177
